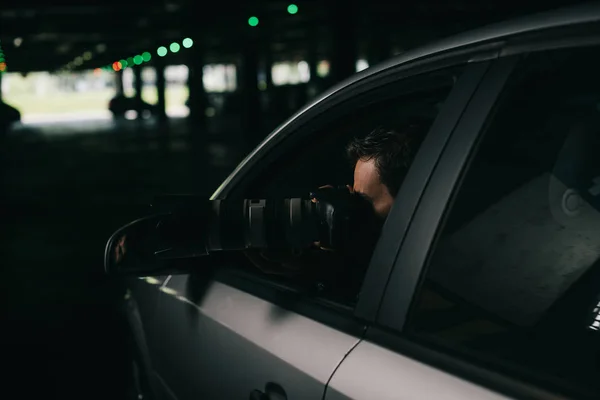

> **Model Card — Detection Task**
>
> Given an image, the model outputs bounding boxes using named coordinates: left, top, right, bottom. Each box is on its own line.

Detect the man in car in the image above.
left=347, top=125, right=421, bottom=219
left=246, top=125, right=424, bottom=293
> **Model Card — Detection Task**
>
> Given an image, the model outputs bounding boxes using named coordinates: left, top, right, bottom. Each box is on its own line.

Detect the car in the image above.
left=105, top=3, right=600, bottom=399
left=108, top=94, right=158, bottom=119
left=0, top=101, right=21, bottom=133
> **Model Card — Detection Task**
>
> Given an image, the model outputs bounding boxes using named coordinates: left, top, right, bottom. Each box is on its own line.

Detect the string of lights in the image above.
left=57, top=3, right=299, bottom=74
left=98, top=37, right=194, bottom=73
left=0, top=40, right=7, bottom=73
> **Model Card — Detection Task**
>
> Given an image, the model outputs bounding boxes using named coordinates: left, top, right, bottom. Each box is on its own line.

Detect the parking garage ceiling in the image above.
left=0, top=0, right=587, bottom=73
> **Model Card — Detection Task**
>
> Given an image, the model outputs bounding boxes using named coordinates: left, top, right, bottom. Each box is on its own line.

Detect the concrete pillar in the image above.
left=133, top=66, right=143, bottom=117
left=0, top=70, right=4, bottom=136
left=308, top=42, right=318, bottom=83
left=153, top=54, right=168, bottom=151
left=115, top=70, right=124, bottom=95
left=368, top=25, right=392, bottom=66
left=262, top=20, right=274, bottom=91
left=264, top=51, right=273, bottom=90
left=186, top=44, right=208, bottom=153
left=328, top=0, right=357, bottom=84
left=240, top=33, right=262, bottom=153
left=307, top=29, right=319, bottom=98
left=155, top=57, right=167, bottom=122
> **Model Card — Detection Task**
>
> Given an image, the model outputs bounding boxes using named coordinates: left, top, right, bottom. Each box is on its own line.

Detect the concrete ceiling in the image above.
left=0, top=0, right=586, bottom=73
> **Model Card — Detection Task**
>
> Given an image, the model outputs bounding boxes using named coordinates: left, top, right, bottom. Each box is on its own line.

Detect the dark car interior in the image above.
left=410, top=47, right=600, bottom=395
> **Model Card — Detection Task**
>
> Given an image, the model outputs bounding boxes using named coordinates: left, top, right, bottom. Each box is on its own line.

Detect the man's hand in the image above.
left=311, top=184, right=353, bottom=250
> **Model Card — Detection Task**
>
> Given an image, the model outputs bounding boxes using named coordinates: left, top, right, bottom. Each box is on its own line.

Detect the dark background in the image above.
left=0, top=0, right=587, bottom=398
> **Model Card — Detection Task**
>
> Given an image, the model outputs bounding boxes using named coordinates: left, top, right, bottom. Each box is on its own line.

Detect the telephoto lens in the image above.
left=150, top=187, right=378, bottom=257
left=207, top=198, right=319, bottom=251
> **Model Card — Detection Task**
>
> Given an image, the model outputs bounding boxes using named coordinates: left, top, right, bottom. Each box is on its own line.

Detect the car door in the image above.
left=327, top=27, right=600, bottom=400
left=133, top=46, right=495, bottom=400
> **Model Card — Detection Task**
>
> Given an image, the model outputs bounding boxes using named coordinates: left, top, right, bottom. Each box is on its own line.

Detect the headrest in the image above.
left=549, top=114, right=600, bottom=232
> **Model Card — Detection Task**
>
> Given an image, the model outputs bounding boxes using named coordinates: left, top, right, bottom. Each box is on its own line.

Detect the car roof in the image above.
left=211, top=2, right=600, bottom=199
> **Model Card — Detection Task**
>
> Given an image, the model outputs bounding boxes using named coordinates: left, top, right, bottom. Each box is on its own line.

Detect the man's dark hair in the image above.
left=346, top=125, right=424, bottom=196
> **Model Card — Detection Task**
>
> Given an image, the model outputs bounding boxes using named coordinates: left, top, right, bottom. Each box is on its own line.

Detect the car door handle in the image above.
left=249, top=382, right=287, bottom=400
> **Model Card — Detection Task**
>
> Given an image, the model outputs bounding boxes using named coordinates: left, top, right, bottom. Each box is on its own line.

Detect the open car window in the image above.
left=245, top=85, right=453, bottom=199
left=222, top=68, right=462, bottom=309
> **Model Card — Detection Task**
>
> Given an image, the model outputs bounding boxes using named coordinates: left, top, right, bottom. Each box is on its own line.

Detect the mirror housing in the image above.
left=104, top=213, right=210, bottom=277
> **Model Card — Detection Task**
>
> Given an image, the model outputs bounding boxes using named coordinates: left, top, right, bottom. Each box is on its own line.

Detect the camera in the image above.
left=152, top=186, right=377, bottom=256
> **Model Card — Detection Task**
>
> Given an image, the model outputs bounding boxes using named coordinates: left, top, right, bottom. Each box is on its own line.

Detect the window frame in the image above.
left=211, top=41, right=505, bottom=200
left=202, top=55, right=497, bottom=331
left=376, top=55, right=519, bottom=334
left=375, top=30, right=600, bottom=400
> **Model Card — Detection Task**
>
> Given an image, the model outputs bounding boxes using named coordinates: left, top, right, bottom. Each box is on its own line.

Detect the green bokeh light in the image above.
left=248, top=16, right=259, bottom=27
left=142, top=52, right=151, bottom=62
left=287, top=4, right=298, bottom=14
left=120, top=59, right=128, bottom=68
left=157, top=46, right=168, bottom=57
left=182, top=38, right=194, bottom=48
left=170, top=42, right=180, bottom=53
left=133, top=55, right=143, bottom=65
left=127, top=57, right=134, bottom=66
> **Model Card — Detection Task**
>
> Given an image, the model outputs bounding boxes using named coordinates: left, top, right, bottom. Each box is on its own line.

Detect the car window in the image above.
left=407, top=46, right=600, bottom=396
left=226, top=67, right=463, bottom=309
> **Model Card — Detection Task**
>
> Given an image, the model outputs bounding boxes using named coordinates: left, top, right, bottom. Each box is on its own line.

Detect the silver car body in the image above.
left=126, top=3, right=600, bottom=399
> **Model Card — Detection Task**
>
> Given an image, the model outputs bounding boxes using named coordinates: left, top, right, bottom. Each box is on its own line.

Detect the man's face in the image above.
left=353, top=158, right=394, bottom=219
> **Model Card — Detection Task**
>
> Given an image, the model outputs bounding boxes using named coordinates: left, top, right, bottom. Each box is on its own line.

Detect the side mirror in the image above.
left=104, top=213, right=210, bottom=277
left=104, top=190, right=378, bottom=277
